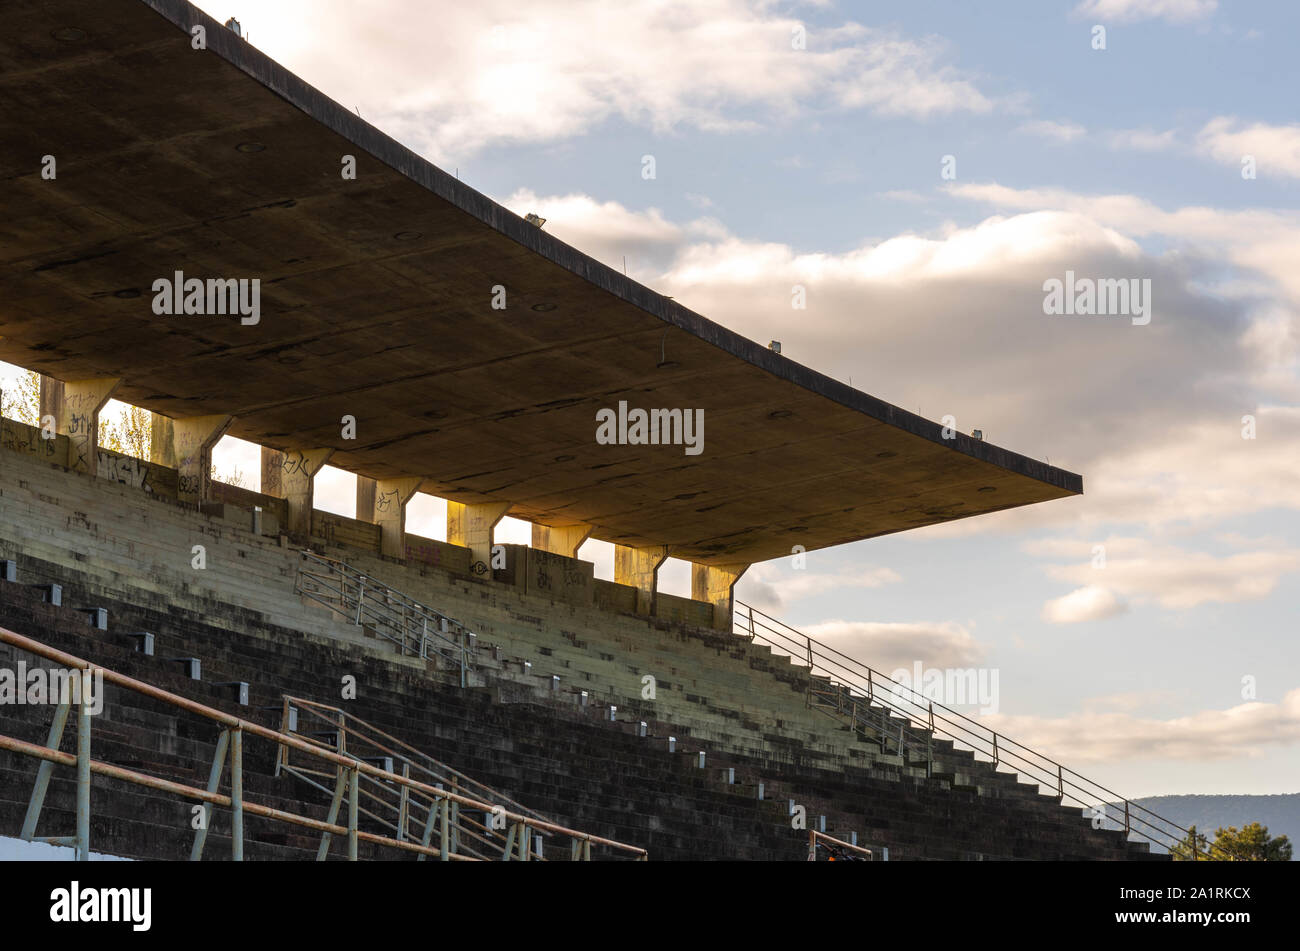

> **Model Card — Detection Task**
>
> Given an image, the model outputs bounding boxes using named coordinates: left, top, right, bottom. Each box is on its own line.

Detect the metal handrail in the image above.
left=278, top=695, right=556, bottom=832
left=296, top=550, right=475, bottom=686
left=808, top=829, right=876, bottom=861
left=734, top=600, right=1240, bottom=861
left=0, top=625, right=648, bottom=861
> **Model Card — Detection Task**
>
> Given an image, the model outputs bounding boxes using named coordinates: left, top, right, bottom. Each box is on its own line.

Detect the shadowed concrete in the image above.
left=0, top=0, right=1081, bottom=566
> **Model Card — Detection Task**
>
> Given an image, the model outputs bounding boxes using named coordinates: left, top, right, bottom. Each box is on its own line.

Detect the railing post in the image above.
left=355, top=577, right=365, bottom=626
left=928, top=701, right=935, bottom=731
left=439, top=787, right=450, bottom=861
left=230, top=727, right=244, bottom=861
left=450, top=780, right=460, bottom=854
left=1057, top=764, right=1064, bottom=802
left=867, top=668, right=873, bottom=702
left=317, top=765, right=348, bottom=861
left=347, top=765, right=359, bottom=861
left=1124, top=800, right=1131, bottom=837
left=75, top=690, right=92, bottom=861
left=21, top=698, right=70, bottom=841
left=397, top=762, right=410, bottom=841
left=191, top=728, right=230, bottom=861
left=992, top=732, right=999, bottom=766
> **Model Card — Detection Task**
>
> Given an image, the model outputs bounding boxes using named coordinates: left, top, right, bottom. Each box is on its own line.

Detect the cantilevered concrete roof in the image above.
left=0, top=0, right=1081, bottom=566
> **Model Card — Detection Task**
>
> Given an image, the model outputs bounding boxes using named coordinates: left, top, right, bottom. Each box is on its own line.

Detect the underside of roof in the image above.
left=0, top=0, right=1081, bottom=565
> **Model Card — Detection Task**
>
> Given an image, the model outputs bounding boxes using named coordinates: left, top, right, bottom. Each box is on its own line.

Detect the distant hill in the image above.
left=1105, top=794, right=1298, bottom=859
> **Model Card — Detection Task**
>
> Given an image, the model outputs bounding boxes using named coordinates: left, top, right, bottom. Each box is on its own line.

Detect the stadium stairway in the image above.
left=0, top=559, right=1159, bottom=860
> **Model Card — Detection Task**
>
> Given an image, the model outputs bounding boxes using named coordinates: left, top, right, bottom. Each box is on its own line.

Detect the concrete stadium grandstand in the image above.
left=0, top=0, right=1211, bottom=864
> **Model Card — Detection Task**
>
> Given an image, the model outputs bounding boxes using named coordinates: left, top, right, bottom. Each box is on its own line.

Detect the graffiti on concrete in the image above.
left=97, top=451, right=151, bottom=490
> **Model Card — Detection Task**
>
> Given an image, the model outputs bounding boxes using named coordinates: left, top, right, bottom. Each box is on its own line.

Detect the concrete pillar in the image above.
left=531, top=522, right=593, bottom=559
left=355, top=476, right=377, bottom=521
left=37, top=375, right=63, bottom=426
left=149, top=413, right=174, bottom=466
left=171, top=415, right=232, bottom=503
left=260, top=447, right=333, bottom=538
left=614, top=544, right=671, bottom=616
left=371, top=477, right=422, bottom=558
left=692, top=562, right=749, bottom=630
left=46, top=377, right=121, bottom=474
left=447, top=500, right=511, bottom=574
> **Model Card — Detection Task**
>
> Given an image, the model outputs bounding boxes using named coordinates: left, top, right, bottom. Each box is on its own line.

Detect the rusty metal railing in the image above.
left=807, top=829, right=877, bottom=861
left=735, top=601, right=1239, bottom=861
left=295, top=550, right=476, bottom=686
left=275, top=696, right=565, bottom=860
left=0, top=626, right=648, bottom=861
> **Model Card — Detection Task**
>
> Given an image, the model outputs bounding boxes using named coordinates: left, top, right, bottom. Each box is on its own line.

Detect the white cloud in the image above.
left=1044, top=543, right=1300, bottom=610
left=1018, top=119, right=1087, bottom=143
left=1108, top=127, right=1179, bottom=151
left=503, top=183, right=1300, bottom=539
left=1042, top=585, right=1128, bottom=623
left=983, top=688, right=1300, bottom=764
left=801, top=619, right=985, bottom=672
left=1072, top=0, right=1217, bottom=23
left=738, top=562, right=901, bottom=614
left=1197, top=117, right=1300, bottom=179
left=194, top=0, right=996, bottom=161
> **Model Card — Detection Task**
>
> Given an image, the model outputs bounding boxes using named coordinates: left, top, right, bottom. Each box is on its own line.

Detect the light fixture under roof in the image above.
left=393, top=231, right=422, bottom=241
left=531, top=303, right=557, bottom=312
left=235, top=142, right=266, bottom=153
left=768, top=410, right=792, bottom=420
left=52, top=28, right=87, bottom=42
left=524, top=213, right=547, bottom=228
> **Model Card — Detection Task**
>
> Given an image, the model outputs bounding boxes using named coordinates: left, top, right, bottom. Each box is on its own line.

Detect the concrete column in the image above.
left=48, top=377, right=121, bottom=474
left=614, top=544, right=671, bottom=616
left=149, top=413, right=174, bottom=466
left=447, top=500, right=511, bottom=574
left=371, top=477, right=422, bottom=558
left=355, top=476, right=377, bottom=521
left=531, top=522, right=593, bottom=559
left=37, top=376, right=63, bottom=426
left=171, top=415, right=232, bottom=503
left=260, top=447, right=333, bottom=538
left=692, top=562, right=749, bottom=630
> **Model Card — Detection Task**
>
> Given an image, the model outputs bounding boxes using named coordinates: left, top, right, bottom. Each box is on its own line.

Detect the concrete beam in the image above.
left=614, top=544, right=672, bottom=616
left=531, top=522, right=593, bottom=559
left=371, top=477, right=422, bottom=558
left=171, top=415, right=232, bottom=503
left=447, top=500, right=511, bottom=574
left=261, top=447, right=333, bottom=538
left=691, top=562, right=749, bottom=630
left=47, top=378, right=121, bottom=474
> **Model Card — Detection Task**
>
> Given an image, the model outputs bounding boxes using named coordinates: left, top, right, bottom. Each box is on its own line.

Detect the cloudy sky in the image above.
left=6, top=0, right=1296, bottom=799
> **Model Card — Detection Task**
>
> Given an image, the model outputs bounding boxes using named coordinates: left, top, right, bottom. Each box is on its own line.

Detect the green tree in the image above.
left=1171, top=824, right=1211, bottom=861
left=0, top=369, right=41, bottom=425
left=99, top=402, right=152, bottom=460
left=1211, top=822, right=1292, bottom=861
